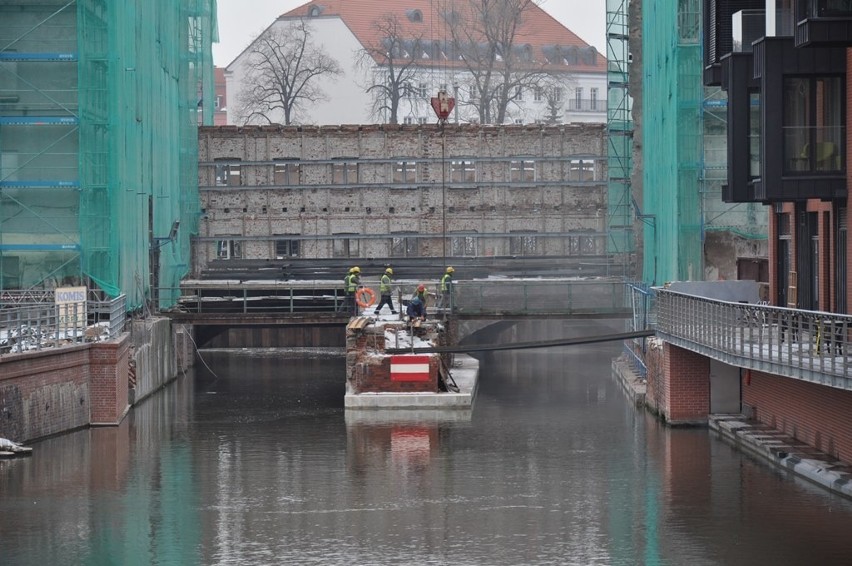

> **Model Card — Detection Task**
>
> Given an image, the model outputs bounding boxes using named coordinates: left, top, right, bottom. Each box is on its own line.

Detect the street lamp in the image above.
left=431, top=90, right=455, bottom=271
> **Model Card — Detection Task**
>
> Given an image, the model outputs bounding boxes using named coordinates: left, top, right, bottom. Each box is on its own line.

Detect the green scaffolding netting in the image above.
left=0, top=0, right=217, bottom=310
left=641, top=0, right=766, bottom=286
left=642, top=0, right=704, bottom=285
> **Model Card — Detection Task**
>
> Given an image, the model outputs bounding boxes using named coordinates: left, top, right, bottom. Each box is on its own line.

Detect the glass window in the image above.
left=590, top=88, right=598, bottom=110
left=783, top=76, right=844, bottom=174
left=274, top=237, right=300, bottom=258
left=817, top=0, right=852, bottom=17
left=749, top=92, right=761, bottom=178
left=534, top=87, right=543, bottom=102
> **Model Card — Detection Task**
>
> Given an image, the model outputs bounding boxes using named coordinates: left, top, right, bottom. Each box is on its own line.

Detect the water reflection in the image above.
left=3, top=326, right=852, bottom=565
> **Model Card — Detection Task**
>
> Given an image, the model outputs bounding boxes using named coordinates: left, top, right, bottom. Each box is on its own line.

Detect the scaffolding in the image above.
left=606, top=0, right=634, bottom=265
left=0, top=0, right=217, bottom=309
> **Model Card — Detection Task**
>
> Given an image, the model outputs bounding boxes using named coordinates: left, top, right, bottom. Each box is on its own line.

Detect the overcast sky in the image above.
left=213, top=0, right=607, bottom=67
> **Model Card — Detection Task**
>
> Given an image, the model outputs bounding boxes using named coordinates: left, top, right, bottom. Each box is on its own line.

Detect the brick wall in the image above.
left=744, top=370, right=852, bottom=463
left=346, top=322, right=444, bottom=394
left=643, top=339, right=666, bottom=417
left=89, top=336, right=130, bottom=425
left=352, top=356, right=439, bottom=393
left=0, top=345, right=90, bottom=441
left=195, top=123, right=609, bottom=272
left=659, top=343, right=710, bottom=424
left=0, top=335, right=131, bottom=441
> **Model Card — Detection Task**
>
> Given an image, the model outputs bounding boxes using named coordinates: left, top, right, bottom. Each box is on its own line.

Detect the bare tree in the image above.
left=236, top=19, right=342, bottom=125
left=537, top=76, right=574, bottom=124
left=356, top=14, right=427, bottom=124
left=442, top=0, right=549, bottom=124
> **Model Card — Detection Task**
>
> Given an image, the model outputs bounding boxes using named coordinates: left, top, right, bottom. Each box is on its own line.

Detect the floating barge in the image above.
left=343, top=315, right=479, bottom=410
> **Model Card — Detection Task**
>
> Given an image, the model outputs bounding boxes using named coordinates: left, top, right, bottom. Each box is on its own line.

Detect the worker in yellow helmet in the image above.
left=340, top=266, right=361, bottom=314
left=438, top=266, right=455, bottom=310
left=374, top=267, right=397, bottom=316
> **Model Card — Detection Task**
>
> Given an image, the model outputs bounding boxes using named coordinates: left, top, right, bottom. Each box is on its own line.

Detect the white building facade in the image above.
left=225, top=0, right=607, bottom=126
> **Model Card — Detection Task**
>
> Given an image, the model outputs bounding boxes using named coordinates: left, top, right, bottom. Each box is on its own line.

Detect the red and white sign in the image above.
left=390, top=355, right=431, bottom=382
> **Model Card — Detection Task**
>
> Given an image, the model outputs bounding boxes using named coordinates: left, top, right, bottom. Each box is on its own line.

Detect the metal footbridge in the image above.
left=163, top=277, right=633, bottom=325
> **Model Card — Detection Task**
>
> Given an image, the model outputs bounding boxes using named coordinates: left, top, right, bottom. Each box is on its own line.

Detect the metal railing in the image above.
left=0, top=294, right=126, bottom=354
left=168, top=283, right=349, bottom=315
left=164, top=278, right=632, bottom=318
left=656, top=289, right=852, bottom=386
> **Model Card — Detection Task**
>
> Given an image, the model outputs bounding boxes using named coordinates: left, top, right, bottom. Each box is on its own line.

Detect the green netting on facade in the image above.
left=641, top=0, right=704, bottom=284
left=0, top=0, right=216, bottom=309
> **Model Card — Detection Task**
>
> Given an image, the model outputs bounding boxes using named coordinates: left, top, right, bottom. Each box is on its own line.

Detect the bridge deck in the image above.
left=163, top=277, right=631, bottom=323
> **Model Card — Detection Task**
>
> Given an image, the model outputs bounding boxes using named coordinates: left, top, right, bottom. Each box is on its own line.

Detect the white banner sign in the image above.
left=55, top=286, right=87, bottom=327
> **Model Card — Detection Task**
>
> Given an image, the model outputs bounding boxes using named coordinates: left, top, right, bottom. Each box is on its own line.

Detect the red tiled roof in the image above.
left=280, top=0, right=606, bottom=73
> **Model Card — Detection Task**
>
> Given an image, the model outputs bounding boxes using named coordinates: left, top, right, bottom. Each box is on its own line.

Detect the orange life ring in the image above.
left=355, top=287, right=376, bottom=308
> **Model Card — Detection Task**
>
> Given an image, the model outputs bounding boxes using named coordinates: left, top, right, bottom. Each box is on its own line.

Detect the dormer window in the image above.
left=407, top=9, right=423, bottom=23
left=308, top=5, right=323, bottom=17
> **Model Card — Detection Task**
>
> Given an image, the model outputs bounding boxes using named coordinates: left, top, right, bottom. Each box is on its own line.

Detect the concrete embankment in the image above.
left=612, top=355, right=852, bottom=500
left=0, top=317, right=192, bottom=442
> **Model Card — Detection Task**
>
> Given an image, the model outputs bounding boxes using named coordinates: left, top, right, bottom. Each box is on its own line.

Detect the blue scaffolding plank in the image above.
left=0, top=116, right=78, bottom=126
left=0, top=180, right=80, bottom=189
left=0, top=52, right=77, bottom=62
left=0, top=243, right=81, bottom=252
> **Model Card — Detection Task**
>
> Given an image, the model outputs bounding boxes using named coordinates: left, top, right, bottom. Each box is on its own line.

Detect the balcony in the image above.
left=748, top=37, right=846, bottom=202
left=703, top=1, right=766, bottom=86
left=656, top=289, right=852, bottom=388
left=795, top=0, right=852, bottom=47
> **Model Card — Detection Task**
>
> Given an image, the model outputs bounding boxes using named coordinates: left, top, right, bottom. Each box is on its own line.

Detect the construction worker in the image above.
left=438, top=266, right=454, bottom=310
left=414, top=284, right=428, bottom=319
left=406, top=295, right=426, bottom=322
left=374, top=267, right=397, bottom=315
left=341, top=266, right=359, bottom=314
left=348, top=266, right=361, bottom=315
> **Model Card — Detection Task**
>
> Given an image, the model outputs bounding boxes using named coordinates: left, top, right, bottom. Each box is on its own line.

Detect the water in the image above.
left=3, top=322, right=852, bottom=565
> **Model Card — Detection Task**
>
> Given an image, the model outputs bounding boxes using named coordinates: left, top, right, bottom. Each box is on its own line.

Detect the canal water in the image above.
left=3, top=321, right=852, bottom=565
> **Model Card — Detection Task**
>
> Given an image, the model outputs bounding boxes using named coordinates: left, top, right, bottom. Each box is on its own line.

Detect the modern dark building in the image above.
left=707, top=0, right=851, bottom=313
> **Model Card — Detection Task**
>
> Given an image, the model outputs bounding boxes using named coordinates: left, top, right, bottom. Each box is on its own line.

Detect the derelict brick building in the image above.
left=195, top=123, right=621, bottom=277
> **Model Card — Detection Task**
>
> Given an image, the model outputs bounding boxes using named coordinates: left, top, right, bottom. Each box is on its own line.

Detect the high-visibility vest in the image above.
left=347, top=274, right=359, bottom=292
left=441, top=273, right=452, bottom=292
left=380, top=274, right=391, bottom=293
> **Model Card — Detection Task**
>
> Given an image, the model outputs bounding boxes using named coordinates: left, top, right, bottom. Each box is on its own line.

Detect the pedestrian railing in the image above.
left=168, top=282, right=351, bottom=315
left=0, top=294, right=126, bottom=354
left=165, top=278, right=632, bottom=318
left=656, top=289, right=852, bottom=386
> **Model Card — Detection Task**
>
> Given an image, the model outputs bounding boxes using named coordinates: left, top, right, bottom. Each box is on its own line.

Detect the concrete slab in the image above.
left=345, top=354, right=479, bottom=410
left=710, top=415, right=852, bottom=500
